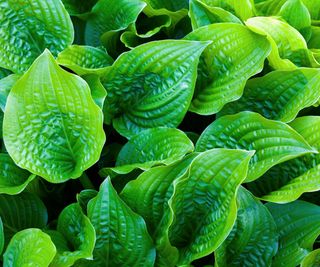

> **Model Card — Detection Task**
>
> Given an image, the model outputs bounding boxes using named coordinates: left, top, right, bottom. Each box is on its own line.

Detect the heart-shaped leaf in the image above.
left=196, top=111, right=316, bottom=182
left=57, top=45, right=113, bottom=76
left=185, top=23, right=271, bottom=115
left=3, top=228, right=56, bottom=267
left=247, top=116, right=320, bottom=203
left=101, top=40, right=210, bottom=138
left=100, top=127, right=194, bottom=177
left=219, top=68, right=320, bottom=122
left=215, top=187, right=278, bottom=267
left=0, top=0, right=73, bottom=73
left=267, top=201, right=320, bottom=267
left=49, top=203, right=95, bottom=267
left=3, top=50, right=105, bottom=182
left=0, top=153, right=36, bottom=195
left=86, top=178, right=156, bottom=266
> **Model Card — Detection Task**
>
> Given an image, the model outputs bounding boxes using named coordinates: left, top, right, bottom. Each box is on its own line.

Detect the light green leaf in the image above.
left=86, top=177, right=156, bottom=266
left=302, top=0, right=320, bottom=21
left=301, top=249, right=320, bottom=267
left=49, top=203, right=95, bottom=267
left=56, top=45, right=113, bottom=76
left=121, top=153, right=198, bottom=266
left=308, top=26, right=320, bottom=49
left=200, top=0, right=235, bottom=12
left=101, top=40, right=210, bottom=138
left=0, top=192, right=48, bottom=247
left=233, top=0, right=256, bottom=20
left=0, top=74, right=20, bottom=112
left=219, top=68, right=320, bottom=122
left=0, top=217, right=3, bottom=255
left=3, top=229, right=56, bottom=267
left=100, top=128, right=194, bottom=177
left=247, top=116, right=320, bottom=203
left=0, top=153, right=36, bottom=195
left=246, top=17, right=317, bottom=68
left=0, top=0, right=73, bottom=73
left=85, top=0, right=146, bottom=46
left=82, top=74, right=107, bottom=109
left=189, top=0, right=241, bottom=30
left=255, top=0, right=287, bottom=15
left=166, top=149, right=253, bottom=265
left=185, top=23, right=271, bottom=115
left=267, top=201, right=320, bottom=267
left=3, top=50, right=105, bottom=182
left=279, top=0, right=312, bottom=40
left=196, top=111, right=315, bottom=182
left=215, top=187, right=278, bottom=267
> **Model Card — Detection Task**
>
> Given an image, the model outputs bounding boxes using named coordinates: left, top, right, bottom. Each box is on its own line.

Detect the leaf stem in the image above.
left=79, top=172, right=95, bottom=189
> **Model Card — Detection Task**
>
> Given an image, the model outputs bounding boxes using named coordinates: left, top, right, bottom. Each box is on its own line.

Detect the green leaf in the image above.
left=3, top=228, right=56, bottom=267
left=0, top=74, right=20, bottom=112
left=0, top=0, right=73, bottom=73
left=3, top=50, right=105, bottom=182
left=189, top=0, right=241, bottom=30
left=247, top=116, right=320, bottom=203
left=267, top=201, right=320, bottom=267
left=166, top=149, right=253, bottom=265
left=121, top=153, right=198, bottom=235
left=82, top=74, right=107, bottom=109
left=0, top=217, right=3, bottom=255
left=215, top=187, right=278, bottom=267
left=246, top=17, right=317, bottom=68
left=302, top=0, right=320, bottom=21
left=145, top=0, right=189, bottom=11
left=233, top=0, right=256, bottom=21
left=185, top=23, right=271, bottom=115
left=301, top=249, right=320, bottom=267
left=196, top=111, right=315, bottom=182
left=76, top=189, right=98, bottom=214
left=255, top=0, right=287, bottom=15
left=0, top=68, right=11, bottom=80
left=219, top=68, right=320, bottom=122
left=86, top=177, right=156, bottom=266
left=279, top=0, right=312, bottom=40
left=308, top=26, right=320, bottom=49
left=99, top=127, right=194, bottom=177
left=101, top=40, right=210, bottom=137
left=57, top=45, right=114, bottom=76
left=62, top=0, right=97, bottom=17
left=85, top=0, right=146, bottom=46
left=0, top=192, right=48, bottom=247
left=49, top=203, right=95, bottom=267
left=0, top=153, right=36, bottom=195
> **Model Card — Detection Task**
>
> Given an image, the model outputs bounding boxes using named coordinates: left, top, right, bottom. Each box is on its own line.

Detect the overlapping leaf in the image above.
left=247, top=116, right=320, bottom=203
left=3, top=229, right=56, bottom=267
left=85, top=178, right=156, bottom=266
left=0, top=0, right=73, bottom=73
left=101, top=40, right=210, bottom=138
left=0, top=193, right=48, bottom=248
left=3, top=50, right=105, bottom=182
left=49, top=203, right=95, bottom=267
left=0, top=74, right=20, bottom=112
left=267, top=201, right=320, bottom=267
left=85, top=0, right=146, bottom=46
left=219, top=68, right=320, bottom=122
left=0, top=153, right=36, bottom=195
left=301, top=249, right=320, bottom=267
left=189, top=0, right=241, bottom=29
left=166, top=149, right=253, bottom=265
left=57, top=45, right=113, bottom=76
left=100, top=128, right=194, bottom=177
left=215, top=187, right=278, bottom=267
left=185, top=23, right=271, bottom=115
left=196, top=111, right=315, bottom=182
